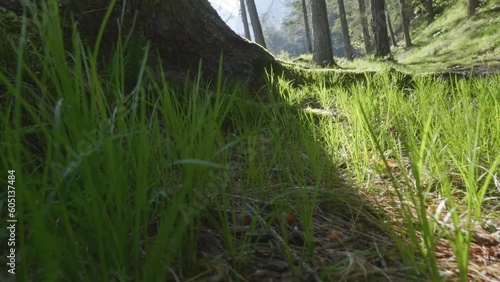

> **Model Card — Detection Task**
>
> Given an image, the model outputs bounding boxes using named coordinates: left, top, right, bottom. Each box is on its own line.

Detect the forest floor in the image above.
left=1, top=1, right=499, bottom=282
left=184, top=69, right=500, bottom=282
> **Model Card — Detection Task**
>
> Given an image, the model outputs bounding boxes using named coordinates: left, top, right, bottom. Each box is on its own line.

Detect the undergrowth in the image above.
left=1, top=1, right=499, bottom=282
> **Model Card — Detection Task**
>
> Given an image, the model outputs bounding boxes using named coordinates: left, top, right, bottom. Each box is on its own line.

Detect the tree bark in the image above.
left=301, top=0, right=313, bottom=53
left=370, top=0, right=391, bottom=57
left=337, top=0, right=354, bottom=60
left=386, top=9, right=397, bottom=47
left=358, top=0, right=373, bottom=54
left=399, top=0, right=412, bottom=47
left=0, top=0, right=279, bottom=87
left=240, top=0, right=251, bottom=40
left=467, top=0, right=479, bottom=17
left=421, top=0, right=434, bottom=24
left=246, top=0, right=266, bottom=48
left=310, top=0, right=336, bottom=67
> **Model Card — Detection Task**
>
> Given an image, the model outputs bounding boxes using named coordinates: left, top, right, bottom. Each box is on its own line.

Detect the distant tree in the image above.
left=357, top=0, right=373, bottom=54
left=246, top=0, right=267, bottom=47
left=467, top=0, right=479, bottom=17
left=311, top=0, right=336, bottom=66
left=240, top=0, right=252, bottom=40
left=337, top=0, right=354, bottom=59
left=399, top=0, right=412, bottom=47
left=301, top=0, right=313, bottom=53
left=421, top=0, right=435, bottom=24
left=386, top=8, right=397, bottom=47
left=281, top=0, right=312, bottom=55
left=262, top=23, right=287, bottom=55
left=370, top=0, right=391, bottom=56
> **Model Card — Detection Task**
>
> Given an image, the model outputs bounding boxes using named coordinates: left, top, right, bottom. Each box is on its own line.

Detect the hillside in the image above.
left=287, top=0, right=500, bottom=75
left=395, top=0, right=500, bottom=73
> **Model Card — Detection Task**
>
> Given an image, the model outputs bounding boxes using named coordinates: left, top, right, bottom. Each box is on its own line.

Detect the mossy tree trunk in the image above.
left=0, top=0, right=278, bottom=86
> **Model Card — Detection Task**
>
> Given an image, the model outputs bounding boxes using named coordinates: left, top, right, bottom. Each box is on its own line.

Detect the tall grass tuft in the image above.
left=1, top=1, right=234, bottom=280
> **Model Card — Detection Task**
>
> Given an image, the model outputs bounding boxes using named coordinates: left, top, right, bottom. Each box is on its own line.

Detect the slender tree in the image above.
left=421, top=0, right=435, bottom=24
left=301, top=0, right=313, bottom=53
left=337, top=0, right=354, bottom=60
left=311, top=0, right=336, bottom=66
left=358, top=0, right=373, bottom=54
left=370, top=0, right=391, bottom=56
left=240, top=0, right=251, bottom=40
left=467, top=0, right=479, bottom=17
left=246, top=0, right=266, bottom=47
left=386, top=9, right=397, bottom=47
left=399, top=0, right=412, bottom=47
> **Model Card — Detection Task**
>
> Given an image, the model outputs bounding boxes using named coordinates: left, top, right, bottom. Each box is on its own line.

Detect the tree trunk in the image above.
left=386, top=10, right=397, bottom=47
left=310, top=0, right=336, bottom=67
left=421, top=0, right=434, bottom=24
left=246, top=0, right=266, bottom=48
left=301, top=0, right=313, bottom=53
left=399, top=0, right=412, bottom=47
left=467, top=0, right=479, bottom=17
left=240, top=0, right=252, bottom=40
left=370, top=0, right=391, bottom=56
left=358, top=0, right=373, bottom=54
left=337, top=0, right=354, bottom=60
left=0, top=0, right=278, bottom=86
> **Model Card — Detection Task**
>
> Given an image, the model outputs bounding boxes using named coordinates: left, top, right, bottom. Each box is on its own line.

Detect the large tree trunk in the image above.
left=358, top=0, right=373, bottom=54
left=1, top=0, right=278, bottom=86
left=337, top=0, right=354, bottom=60
left=310, top=0, right=336, bottom=67
left=370, top=0, right=391, bottom=57
left=240, top=0, right=252, bottom=40
left=301, top=0, right=313, bottom=54
left=399, top=0, right=412, bottom=47
left=246, top=0, right=266, bottom=48
left=467, top=0, right=479, bottom=17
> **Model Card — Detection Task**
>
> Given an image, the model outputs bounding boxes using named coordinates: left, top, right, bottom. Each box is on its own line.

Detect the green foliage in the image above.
left=0, top=8, right=41, bottom=74
left=1, top=2, right=370, bottom=280
left=411, top=0, right=454, bottom=22
left=1, top=1, right=499, bottom=281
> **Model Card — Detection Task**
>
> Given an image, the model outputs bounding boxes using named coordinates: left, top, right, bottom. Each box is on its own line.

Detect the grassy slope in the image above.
left=331, top=0, right=500, bottom=73
left=395, top=0, right=500, bottom=72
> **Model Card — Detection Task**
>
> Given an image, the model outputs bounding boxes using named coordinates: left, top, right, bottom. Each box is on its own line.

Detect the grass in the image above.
left=1, top=1, right=499, bottom=281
